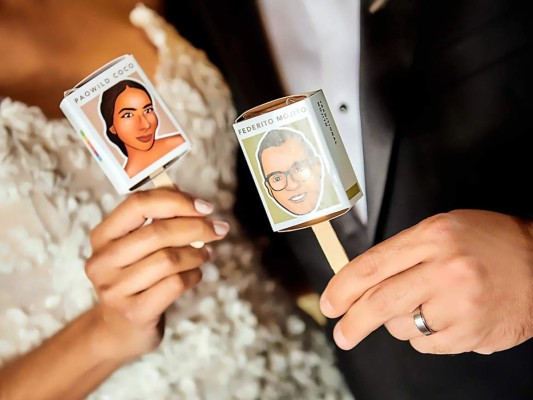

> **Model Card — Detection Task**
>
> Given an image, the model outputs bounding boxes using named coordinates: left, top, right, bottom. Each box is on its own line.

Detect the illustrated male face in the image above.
left=110, top=87, right=159, bottom=152
left=261, top=138, right=323, bottom=215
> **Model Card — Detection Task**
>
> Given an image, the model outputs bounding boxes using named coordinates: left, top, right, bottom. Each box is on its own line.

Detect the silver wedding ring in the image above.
left=413, top=305, right=435, bottom=336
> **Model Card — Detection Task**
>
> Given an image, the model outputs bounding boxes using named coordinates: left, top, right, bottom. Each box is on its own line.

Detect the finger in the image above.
left=385, top=300, right=447, bottom=341
left=128, top=269, right=203, bottom=324
left=332, top=262, right=435, bottom=350
left=110, top=246, right=209, bottom=296
left=91, top=188, right=215, bottom=251
left=384, top=313, right=419, bottom=341
left=90, top=217, right=228, bottom=269
left=409, top=327, right=475, bottom=355
left=321, top=217, right=443, bottom=319
left=409, top=304, right=492, bottom=355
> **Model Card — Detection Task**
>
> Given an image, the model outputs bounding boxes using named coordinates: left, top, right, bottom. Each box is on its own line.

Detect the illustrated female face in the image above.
left=109, top=87, right=158, bottom=152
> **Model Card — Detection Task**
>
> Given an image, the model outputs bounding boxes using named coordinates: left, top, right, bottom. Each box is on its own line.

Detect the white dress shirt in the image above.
left=257, top=0, right=367, bottom=223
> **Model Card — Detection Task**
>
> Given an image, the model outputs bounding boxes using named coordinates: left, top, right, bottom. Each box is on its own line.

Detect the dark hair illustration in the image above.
left=257, top=128, right=317, bottom=175
left=100, top=80, right=152, bottom=156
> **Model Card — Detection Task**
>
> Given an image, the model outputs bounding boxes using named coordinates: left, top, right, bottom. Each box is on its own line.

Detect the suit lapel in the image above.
left=358, top=0, right=417, bottom=243
left=198, top=0, right=285, bottom=113
left=165, top=0, right=284, bottom=113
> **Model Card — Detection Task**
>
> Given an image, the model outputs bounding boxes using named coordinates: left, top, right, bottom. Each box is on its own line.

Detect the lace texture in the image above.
left=0, top=5, right=353, bottom=399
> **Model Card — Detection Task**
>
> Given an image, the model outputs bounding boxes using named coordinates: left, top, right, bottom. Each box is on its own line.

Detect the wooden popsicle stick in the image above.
left=311, top=220, right=349, bottom=274
left=151, top=169, right=175, bottom=188
left=150, top=169, right=204, bottom=249
left=296, top=221, right=348, bottom=326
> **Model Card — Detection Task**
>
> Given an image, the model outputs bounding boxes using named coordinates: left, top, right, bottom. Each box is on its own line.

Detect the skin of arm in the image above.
left=0, top=3, right=211, bottom=397
left=320, top=210, right=533, bottom=354
left=0, top=188, right=229, bottom=400
left=0, top=306, right=125, bottom=400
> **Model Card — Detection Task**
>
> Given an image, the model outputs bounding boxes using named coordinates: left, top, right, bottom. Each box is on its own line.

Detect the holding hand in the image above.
left=320, top=210, right=533, bottom=355
left=86, top=188, right=229, bottom=362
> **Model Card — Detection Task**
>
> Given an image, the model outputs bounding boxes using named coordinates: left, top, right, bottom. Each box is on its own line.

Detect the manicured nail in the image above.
left=194, top=199, right=214, bottom=215
left=320, top=295, right=335, bottom=317
left=190, top=241, right=205, bottom=249
left=333, top=323, right=350, bottom=350
left=213, top=220, right=230, bottom=236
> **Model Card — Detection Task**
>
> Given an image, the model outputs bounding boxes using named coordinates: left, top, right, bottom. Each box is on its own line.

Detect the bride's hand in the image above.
left=85, top=188, right=229, bottom=362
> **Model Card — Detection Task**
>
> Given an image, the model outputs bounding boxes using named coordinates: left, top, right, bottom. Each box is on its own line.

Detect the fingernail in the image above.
left=320, top=295, right=335, bottom=317
left=190, top=241, right=205, bottom=249
left=213, top=220, right=230, bottom=236
left=333, top=323, right=350, bottom=350
left=194, top=199, right=214, bottom=215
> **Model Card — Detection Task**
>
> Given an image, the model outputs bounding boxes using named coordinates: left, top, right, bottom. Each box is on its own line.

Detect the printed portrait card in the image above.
left=61, top=55, right=190, bottom=193
left=234, top=90, right=362, bottom=232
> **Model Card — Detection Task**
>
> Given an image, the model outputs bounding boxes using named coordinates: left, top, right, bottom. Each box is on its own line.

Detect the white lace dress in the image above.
left=0, top=5, right=353, bottom=400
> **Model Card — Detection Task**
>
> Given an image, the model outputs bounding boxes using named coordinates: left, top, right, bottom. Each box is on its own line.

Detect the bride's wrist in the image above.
left=84, top=305, right=134, bottom=366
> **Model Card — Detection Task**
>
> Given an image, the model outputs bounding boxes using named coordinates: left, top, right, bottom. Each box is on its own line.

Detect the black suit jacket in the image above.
left=166, top=1, right=533, bottom=399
